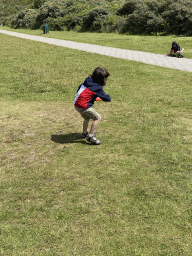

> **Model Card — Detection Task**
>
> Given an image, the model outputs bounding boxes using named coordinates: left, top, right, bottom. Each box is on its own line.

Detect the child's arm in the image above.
left=96, top=88, right=111, bottom=102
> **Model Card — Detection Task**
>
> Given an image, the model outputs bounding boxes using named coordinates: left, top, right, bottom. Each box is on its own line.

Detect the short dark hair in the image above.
left=91, top=67, right=110, bottom=85
left=172, top=41, right=177, bottom=47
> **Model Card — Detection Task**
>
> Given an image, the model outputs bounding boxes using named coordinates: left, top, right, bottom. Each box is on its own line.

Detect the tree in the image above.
left=117, top=0, right=141, bottom=16
left=162, top=0, right=192, bottom=35
left=82, top=8, right=109, bottom=31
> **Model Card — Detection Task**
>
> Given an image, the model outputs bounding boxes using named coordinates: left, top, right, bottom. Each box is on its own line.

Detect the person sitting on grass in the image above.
left=74, top=67, right=111, bottom=145
left=169, top=41, right=184, bottom=57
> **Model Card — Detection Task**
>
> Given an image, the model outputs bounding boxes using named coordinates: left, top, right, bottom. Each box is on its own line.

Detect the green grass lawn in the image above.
left=1, top=31, right=192, bottom=255
left=1, top=26, right=192, bottom=58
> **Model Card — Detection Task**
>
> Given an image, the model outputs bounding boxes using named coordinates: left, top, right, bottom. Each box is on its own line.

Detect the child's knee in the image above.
left=94, top=117, right=101, bottom=122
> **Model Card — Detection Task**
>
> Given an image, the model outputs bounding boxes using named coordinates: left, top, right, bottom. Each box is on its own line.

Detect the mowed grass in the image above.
left=1, top=26, right=192, bottom=58
left=1, top=32, right=192, bottom=255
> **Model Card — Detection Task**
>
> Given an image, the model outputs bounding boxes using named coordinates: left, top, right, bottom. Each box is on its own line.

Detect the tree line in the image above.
left=1, top=0, right=192, bottom=36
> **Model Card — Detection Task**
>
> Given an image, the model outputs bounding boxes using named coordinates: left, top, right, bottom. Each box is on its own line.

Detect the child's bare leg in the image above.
left=89, top=118, right=101, bottom=137
left=83, top=119, right=90, bottom=134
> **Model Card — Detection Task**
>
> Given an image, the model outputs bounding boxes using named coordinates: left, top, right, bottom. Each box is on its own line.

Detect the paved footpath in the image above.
left=1, top=29, right=192, bottom=72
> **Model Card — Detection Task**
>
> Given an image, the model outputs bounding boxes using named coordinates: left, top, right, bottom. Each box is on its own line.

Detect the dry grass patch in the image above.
left=1, top=100, right=80, bottom=169
left=1, top=31, right=192, bottom=255
left=1, top=102, right=192, bottom=254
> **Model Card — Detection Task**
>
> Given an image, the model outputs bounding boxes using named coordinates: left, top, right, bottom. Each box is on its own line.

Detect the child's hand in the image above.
left=96, top=97, right=102, bottom=101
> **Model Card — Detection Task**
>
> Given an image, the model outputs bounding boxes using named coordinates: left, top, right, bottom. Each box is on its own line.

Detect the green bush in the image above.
left=122, top=3, right=151, bottom=34
left=43, top=17, right=61, bottom=30
left=147, top=14, right=164, bottom=35
left=57, top=15, right=83, bottom=31
left=101, top=15, right=123, bottom=33
left=117, top=0, right=192, bottom=35
left=161, top=0, right=192, bottom=35
left=39, top=2, right=60, bottom=19
left=114, top=16, right=126, bottom=33
left=6, top=9, right=39, bottom=29
left=2, top=0, right=192, bottom=35
left=1, top=0, right=123, bottom=32
left=34, top=1, right=62, bottom=29
left=118, top=0, right=164, bottom=35
left=23, top=9, right=39, bottom=29
left=82, top=8, right=109, bottom=31
left=117, top=0, right=141, bottom=16
left=34, top=0, right=92, bottom=30
left=32, top=0, right=45, bottom=9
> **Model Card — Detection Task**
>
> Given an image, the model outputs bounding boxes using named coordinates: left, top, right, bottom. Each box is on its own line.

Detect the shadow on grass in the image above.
left=51, top=133, right=87, bottom=144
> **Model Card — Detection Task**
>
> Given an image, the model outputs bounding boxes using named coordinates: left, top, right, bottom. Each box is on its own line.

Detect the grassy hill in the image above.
left=1, top=29, right=192, bottom=255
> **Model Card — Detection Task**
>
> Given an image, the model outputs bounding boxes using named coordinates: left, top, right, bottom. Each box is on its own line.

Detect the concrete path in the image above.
left=1, top=29, right=192, bottom=72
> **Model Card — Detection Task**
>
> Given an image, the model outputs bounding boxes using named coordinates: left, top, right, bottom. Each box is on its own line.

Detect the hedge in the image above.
left=1, top=0, right=192, bottom=35
left=117, top=0, right=192, bottom=36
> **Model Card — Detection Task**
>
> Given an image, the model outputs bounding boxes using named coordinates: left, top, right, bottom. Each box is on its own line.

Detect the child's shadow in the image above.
left=51, top=133, right=86, bottom=144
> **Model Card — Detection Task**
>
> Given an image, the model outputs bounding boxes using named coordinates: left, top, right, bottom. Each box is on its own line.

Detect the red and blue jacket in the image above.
left=171, top=41, right=180, bottom=52
left=74, top=76, right=111, bottom=109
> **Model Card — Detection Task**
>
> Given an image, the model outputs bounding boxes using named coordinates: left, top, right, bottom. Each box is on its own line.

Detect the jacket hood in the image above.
left=83, top=76, right=100, bottom=88
left=172, top=41, right=177, bottom=46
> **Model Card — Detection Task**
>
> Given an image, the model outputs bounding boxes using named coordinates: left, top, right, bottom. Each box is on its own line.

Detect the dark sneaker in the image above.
left=82, top=132, right=88, bottom=138
left=86, top=134, right=101, bottom=145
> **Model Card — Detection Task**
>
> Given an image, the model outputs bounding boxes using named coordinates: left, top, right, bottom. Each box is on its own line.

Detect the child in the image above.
left=169, top=41, right=183, bottom=57
left=74, top=67, right=111, bottom=145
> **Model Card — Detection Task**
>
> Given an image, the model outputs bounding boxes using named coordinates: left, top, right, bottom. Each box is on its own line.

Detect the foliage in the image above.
left=1, top=0, right=192, bottom=35
left=116, top=0, right=141, bottom=16
left=0, top=0, right=123, bottom=32
left=32, top=0, right=45, bottom=9
left=121, top=0, right=164, bottom=35
left=0, top=0, right=32, bottom=17
left=6, top=9, right=39, bottom=29
left=147, top=13, right=164, bottom=35
left=117, top=0, right=192, bottom=35
left=161, top=0, right=192, bottom=35
left=82, top=8, right=109, bottom=32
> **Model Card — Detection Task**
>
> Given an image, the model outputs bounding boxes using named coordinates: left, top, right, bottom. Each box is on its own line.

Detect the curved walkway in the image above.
left=1, top=29, right=192, bottom=72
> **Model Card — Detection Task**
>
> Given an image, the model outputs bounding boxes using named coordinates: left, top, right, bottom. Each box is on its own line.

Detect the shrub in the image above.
left=102, top=15, right=122, bottom=33
left=145, top=0, right=164, bottom=35
left=117, top=0, right=192, bottom=35
left=43, top=17, right=62, bottom=30
left=40, top=2, right=60, bottom=19
left=35, top=1, right=61, bottom=28
left=32, top=0, right=45, bottom=9
left=117, top=0, right=141, bottom=16
left=24, top=9, right=39, bottom=29
left=106, top=14, right=118, bottom=25
left=147, top=14, right=164, bottom=35
left=161, top=0, right=192, bottom=35
left=114, top=16, right=126, bottom=33
left=2, top=0, right=192, bottom=35
left=122, top=3, right=152, bottom=34
left=7, top=9, right=39, bottom=29
left=59, top=14, right=83, bottom=30
left=82, top=8, right=109, bottom=31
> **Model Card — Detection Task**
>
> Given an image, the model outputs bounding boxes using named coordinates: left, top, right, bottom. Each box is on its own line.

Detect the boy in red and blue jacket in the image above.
left=169, top=41, right=183, bottom=57
left=74, top=67, right=111, bottom=145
